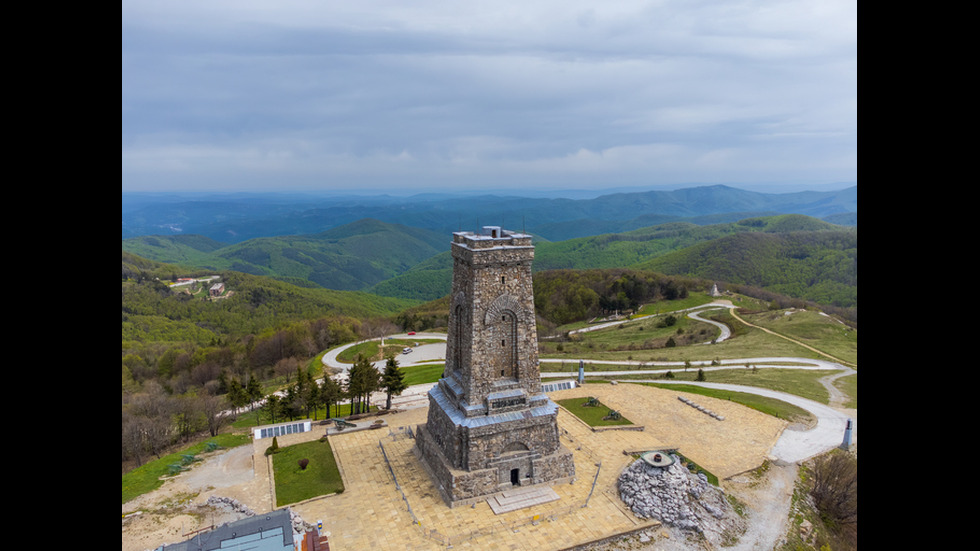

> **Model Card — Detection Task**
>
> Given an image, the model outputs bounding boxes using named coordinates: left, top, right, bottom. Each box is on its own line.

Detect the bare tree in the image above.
left=200, top=393, right=228, bottom=437
left=810, top=451, right=857, bottom=529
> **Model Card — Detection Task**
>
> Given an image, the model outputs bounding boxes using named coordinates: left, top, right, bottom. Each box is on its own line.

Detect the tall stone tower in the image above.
left=414, top=226, right=575, bottom=507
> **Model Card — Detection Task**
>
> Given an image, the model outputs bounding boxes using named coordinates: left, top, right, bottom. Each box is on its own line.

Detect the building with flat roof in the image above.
left=156, top=509, right=297, bottom=551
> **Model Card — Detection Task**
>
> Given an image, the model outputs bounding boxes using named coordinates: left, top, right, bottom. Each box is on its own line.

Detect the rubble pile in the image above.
left=617, top=455, right=745, bottom=542
left=204, top=496, right=314, bottom=536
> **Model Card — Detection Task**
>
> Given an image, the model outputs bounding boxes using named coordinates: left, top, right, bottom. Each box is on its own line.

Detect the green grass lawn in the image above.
left=738, top=309, right=857, bottom=366
left=402, top=362, right=445, bottom=386
left=556, top=397, right=634, bottom=426
left=271, top=439, right=344, bottom=506
left=611, top=367, right=838, bottom=405
left=122, top=433, right=252, bottom=505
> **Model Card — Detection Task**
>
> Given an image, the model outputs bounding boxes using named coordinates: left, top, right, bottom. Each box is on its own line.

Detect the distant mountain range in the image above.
left=122, top=184, right=856, bottom=243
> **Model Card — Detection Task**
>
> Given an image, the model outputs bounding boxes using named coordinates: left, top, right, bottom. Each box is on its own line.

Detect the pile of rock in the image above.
left=617, top=455, right=743, bottom=542
left=205, top=495, right=255, bottom=517
left=204, top=496, right=314, bottom=536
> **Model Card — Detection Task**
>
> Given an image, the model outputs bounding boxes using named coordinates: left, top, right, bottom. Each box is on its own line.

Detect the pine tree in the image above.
left=382, top=355, right=408, bottom=410
left=245, top=371, right=263, bottom=411
left=320, top=376, right=342, bottom=419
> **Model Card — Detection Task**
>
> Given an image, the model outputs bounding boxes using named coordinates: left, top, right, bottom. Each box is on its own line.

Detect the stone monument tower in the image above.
left=414, top=226, right=575, bottom=507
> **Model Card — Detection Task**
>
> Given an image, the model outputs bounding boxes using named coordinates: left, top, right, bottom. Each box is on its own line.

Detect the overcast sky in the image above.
left=121, top=1, right=856, bottom=196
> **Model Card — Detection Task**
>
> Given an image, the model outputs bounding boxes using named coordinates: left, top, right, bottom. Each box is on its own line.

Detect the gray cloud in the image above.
left=121, top=1, right=856, bottom=193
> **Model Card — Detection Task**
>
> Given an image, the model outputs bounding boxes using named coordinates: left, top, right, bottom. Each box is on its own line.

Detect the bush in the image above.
left=298, top=458, right=309, bottom=470
left=265, top=436, right=281, bottom=456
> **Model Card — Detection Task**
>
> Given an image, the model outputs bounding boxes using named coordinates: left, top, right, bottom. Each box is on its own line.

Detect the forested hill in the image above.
left=122, top=218, right=447, bottom=292
left=122, top=254, right=416, bottom=348
left=122, top=253, right=422, bottom=452
left=369, top=214, right=857, bottom=311
left=634, top=229, right=856, bottom=309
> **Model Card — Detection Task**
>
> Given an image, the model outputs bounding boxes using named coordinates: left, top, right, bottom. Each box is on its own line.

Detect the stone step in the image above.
left=487, top=485, right=560, bottom=514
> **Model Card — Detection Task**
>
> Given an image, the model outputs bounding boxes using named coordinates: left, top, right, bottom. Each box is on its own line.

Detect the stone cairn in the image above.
left=617, top=455, right=736, bottom=536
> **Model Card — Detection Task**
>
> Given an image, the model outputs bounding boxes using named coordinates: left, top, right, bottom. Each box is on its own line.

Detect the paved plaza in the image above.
left=272, top=382, right=786, bottom=550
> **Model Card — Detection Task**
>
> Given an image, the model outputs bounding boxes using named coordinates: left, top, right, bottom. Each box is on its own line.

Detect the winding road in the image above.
left=321, top=301, right=856, bottom=462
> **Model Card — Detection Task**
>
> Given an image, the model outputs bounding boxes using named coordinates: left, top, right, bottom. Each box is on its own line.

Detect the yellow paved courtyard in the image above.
left=274, top=383, right=786, bottom=550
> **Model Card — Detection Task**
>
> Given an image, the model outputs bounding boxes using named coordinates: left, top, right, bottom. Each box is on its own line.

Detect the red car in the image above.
left=407, top=331, right=416, bottom=335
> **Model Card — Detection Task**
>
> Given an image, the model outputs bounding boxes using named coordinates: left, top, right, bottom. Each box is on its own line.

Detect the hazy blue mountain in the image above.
left=122, top=184, right=856, bottom=243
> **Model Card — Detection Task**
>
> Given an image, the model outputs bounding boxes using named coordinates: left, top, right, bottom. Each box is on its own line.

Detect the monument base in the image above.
left=414, top=421, right=575, bottom=508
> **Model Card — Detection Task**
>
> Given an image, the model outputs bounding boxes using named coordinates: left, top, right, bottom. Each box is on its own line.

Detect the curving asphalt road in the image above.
left=320, top=316, right=856, bottom=464
left=321, top=332, right=450, bottom=377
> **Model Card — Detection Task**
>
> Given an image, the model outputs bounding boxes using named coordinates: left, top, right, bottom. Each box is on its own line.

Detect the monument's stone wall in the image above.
left=416, top=227, right=575, bottom=507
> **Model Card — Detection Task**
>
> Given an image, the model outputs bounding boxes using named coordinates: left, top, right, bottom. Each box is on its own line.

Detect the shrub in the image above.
left=298, top=458, right=309, bottom=470
left=265, top=436, right=281, bottom=456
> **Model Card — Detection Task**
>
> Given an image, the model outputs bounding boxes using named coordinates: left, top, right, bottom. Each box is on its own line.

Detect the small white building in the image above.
left=253, top=420, right=313, bottom=440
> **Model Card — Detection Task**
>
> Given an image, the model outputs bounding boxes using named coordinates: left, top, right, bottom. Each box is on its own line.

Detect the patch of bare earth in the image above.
left=122, top=445, right=262, bottom=551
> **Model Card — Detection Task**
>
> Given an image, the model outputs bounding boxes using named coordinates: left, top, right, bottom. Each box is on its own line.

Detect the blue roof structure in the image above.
left=156, top=508, right=294, bottom=551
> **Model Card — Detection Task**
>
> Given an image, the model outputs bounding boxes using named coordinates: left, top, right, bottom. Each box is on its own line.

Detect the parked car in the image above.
left=402, top=347, right=413, bottom=354
left=407, top=331, right=416, bottom=335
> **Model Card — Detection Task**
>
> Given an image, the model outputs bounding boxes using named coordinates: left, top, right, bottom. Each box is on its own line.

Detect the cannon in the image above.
left=331, top=418, right=356, bottom=430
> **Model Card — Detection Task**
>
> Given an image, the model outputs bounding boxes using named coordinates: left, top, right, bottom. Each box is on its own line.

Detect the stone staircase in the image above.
left=486, top=485, right=560, bottom=514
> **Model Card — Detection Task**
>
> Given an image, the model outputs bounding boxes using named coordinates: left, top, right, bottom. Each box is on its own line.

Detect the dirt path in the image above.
left=122, top=445, right=265, bottom=551
left=722, top=463, right=798, bottom=551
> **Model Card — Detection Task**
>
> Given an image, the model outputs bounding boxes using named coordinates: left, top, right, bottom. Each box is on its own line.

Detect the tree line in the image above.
left=254, top=355, right=407, bottom=425
left=122, top=353, right=408, bottom=469
left=532, top=269, right=708, bottom=327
